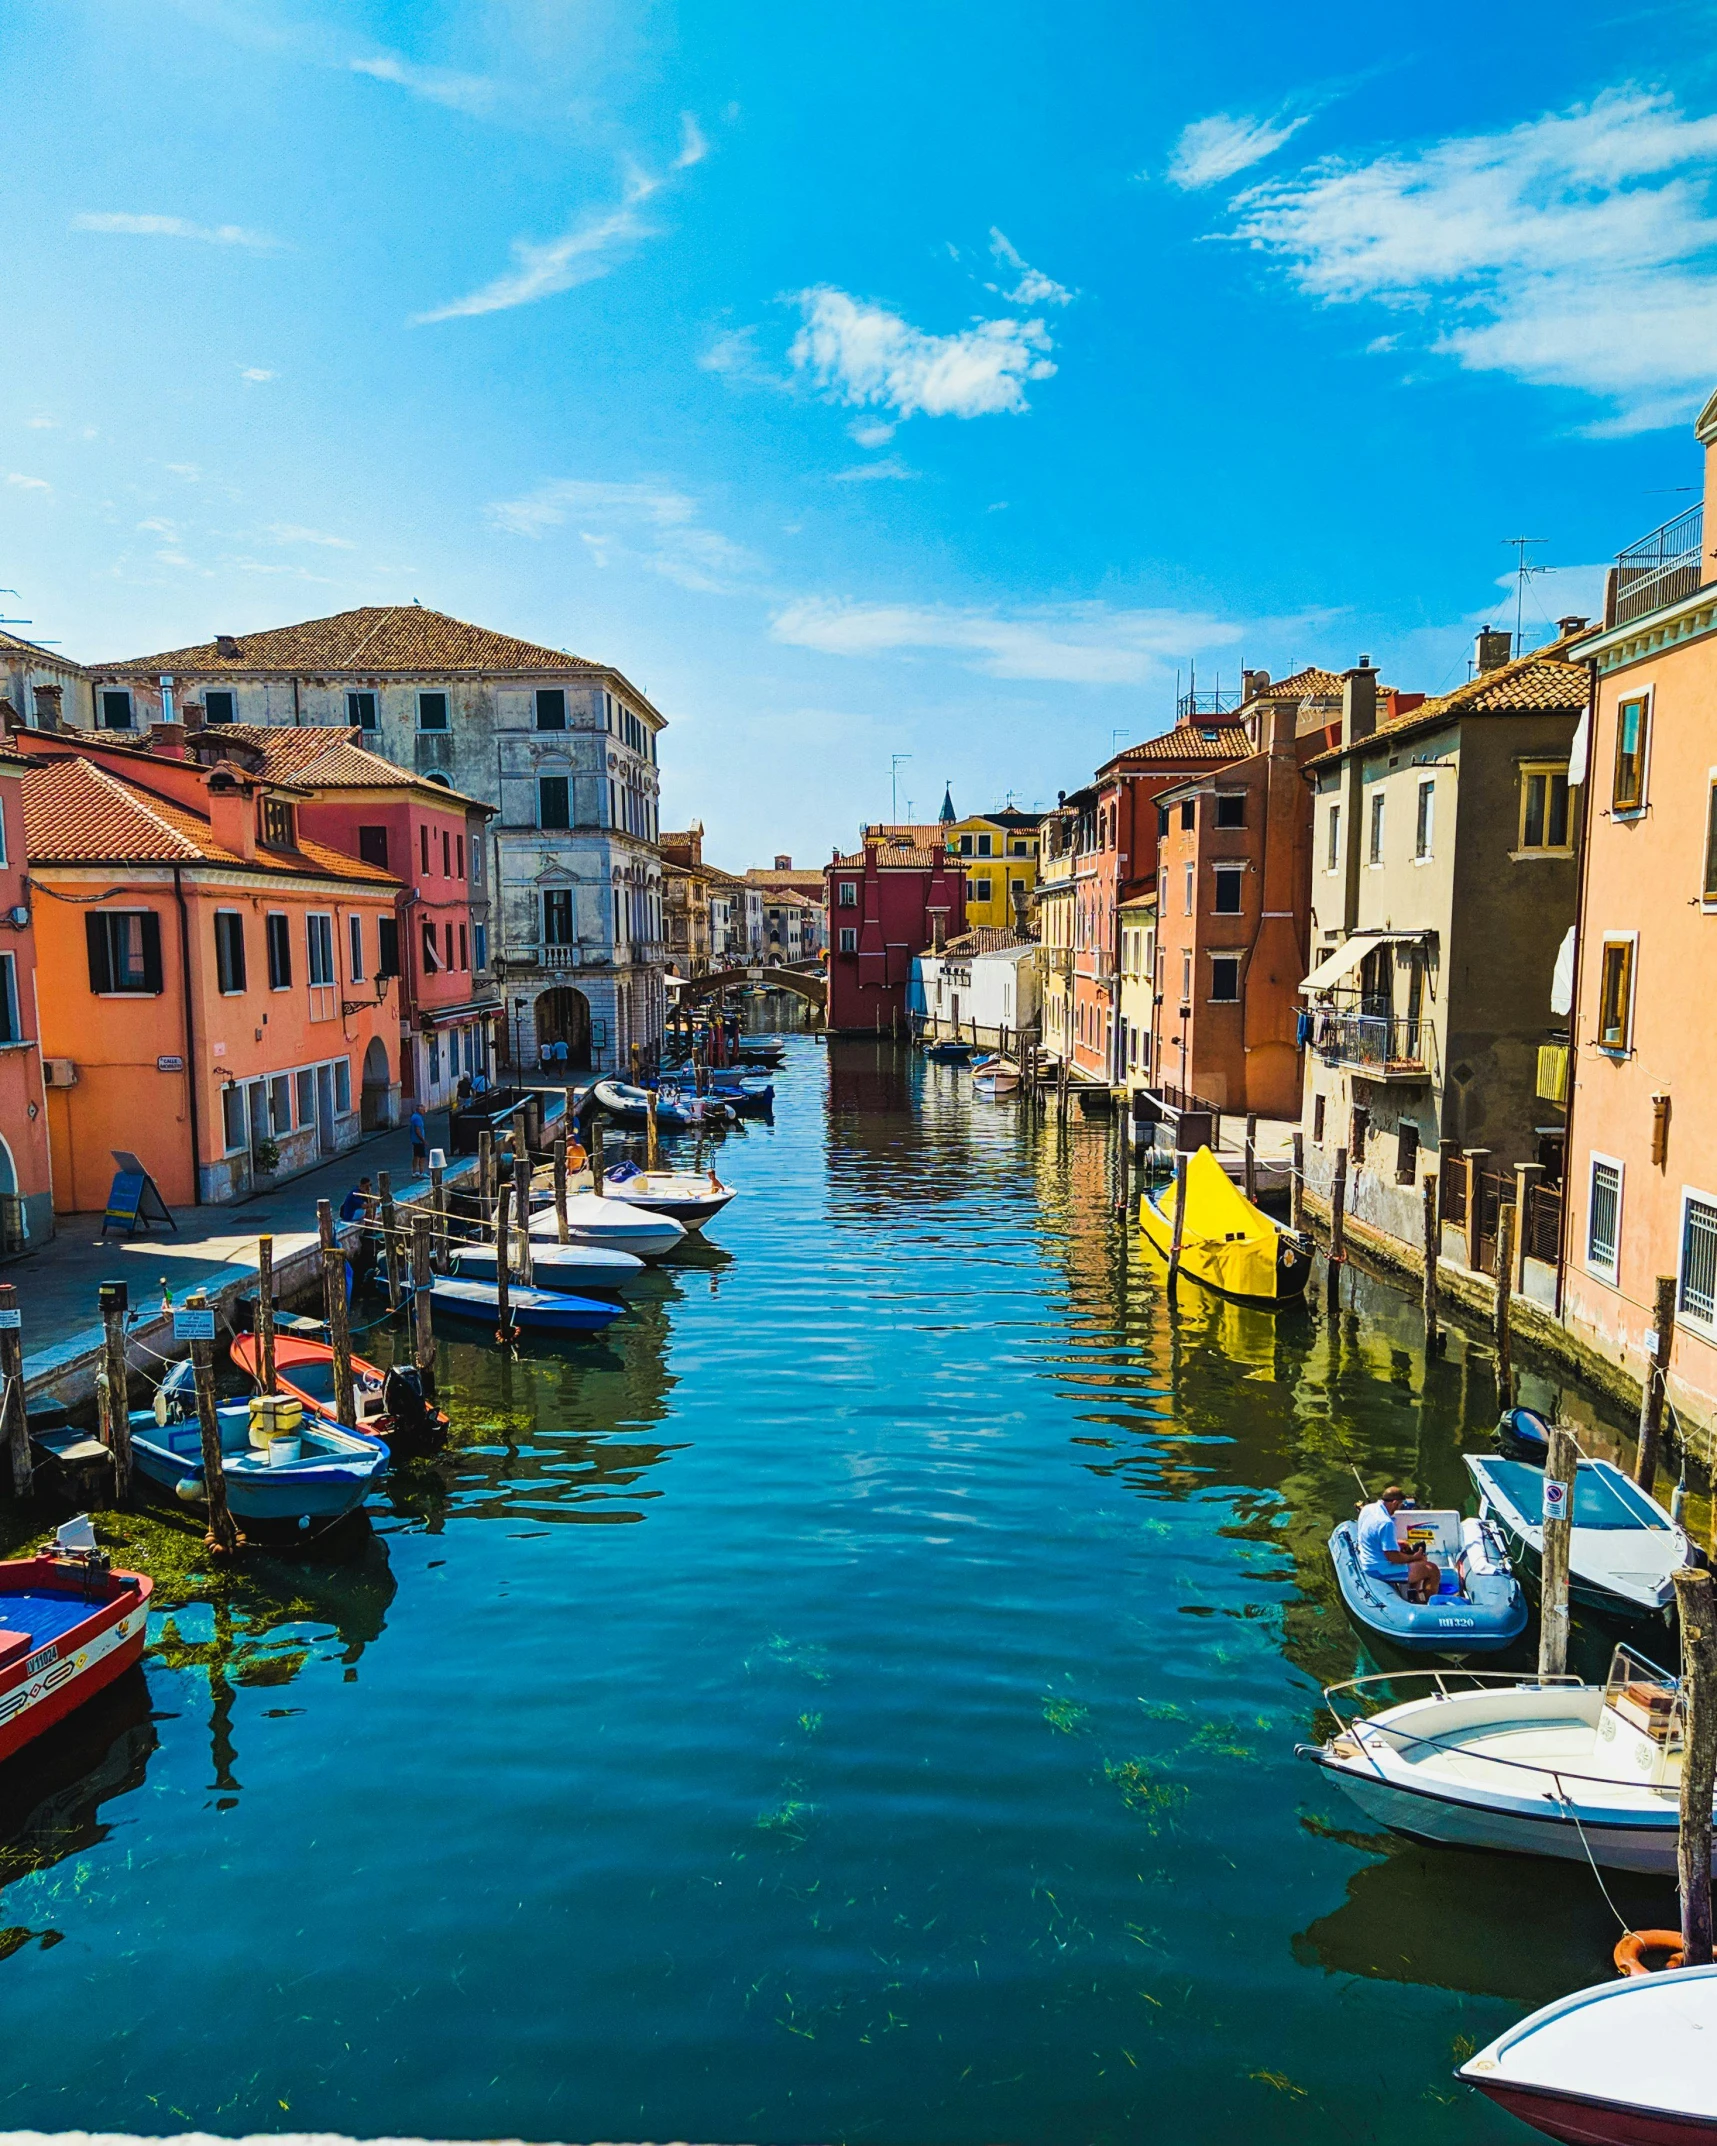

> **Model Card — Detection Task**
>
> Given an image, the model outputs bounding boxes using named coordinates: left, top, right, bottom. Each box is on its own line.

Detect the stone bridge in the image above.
left=674, top=963, right=827, bottom=1009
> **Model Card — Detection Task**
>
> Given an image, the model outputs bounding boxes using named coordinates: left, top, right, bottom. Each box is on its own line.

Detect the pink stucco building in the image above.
left=825, top=834, right=965, bottom=1034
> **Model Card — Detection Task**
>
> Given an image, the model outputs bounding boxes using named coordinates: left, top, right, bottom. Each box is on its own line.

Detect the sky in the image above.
left=4, top=0, right=1717, bottom=870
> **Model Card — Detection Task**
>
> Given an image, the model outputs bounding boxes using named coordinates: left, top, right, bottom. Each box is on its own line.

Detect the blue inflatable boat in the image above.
left=1329, top=1507, right=1528, bottom=1655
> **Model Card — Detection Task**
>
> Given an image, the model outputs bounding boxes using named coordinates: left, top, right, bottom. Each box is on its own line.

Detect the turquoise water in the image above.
left=0, top=1035, right=1671, bottom=2144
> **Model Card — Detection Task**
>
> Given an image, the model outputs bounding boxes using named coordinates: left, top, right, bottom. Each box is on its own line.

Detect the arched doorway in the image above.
left=360, top=1035, right=392, bottom=1130
left=535, top=986, right=592, bottom=1071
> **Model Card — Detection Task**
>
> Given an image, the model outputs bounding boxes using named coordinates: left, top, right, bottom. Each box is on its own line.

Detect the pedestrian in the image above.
left=409, top=1107, right=428, bottom=1173
left=339, top=1175, right=373, bottom=1224
left=455, top=1070, right=473, bottom=1108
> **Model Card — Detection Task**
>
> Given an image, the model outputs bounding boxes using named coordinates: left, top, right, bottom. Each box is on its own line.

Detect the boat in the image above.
left=1465, top=1452, right=1687, bottom=1621
left=1137, top=1145, right=1313, bottom=1305
left=735, top=1047, right=785, bottom=1070
left=1301, top=1643, right=1713, bottom=1876
left=1328, top=1507, right=1528, bottom=1654
left=706, top=1078, right=774, bottom=1117
left=127, top=1385, right=388, bottom=1526
left=601, top=1161, right=735, bottom=1232
left=427, top=1276, right=624, bottom=1334
left=230, top=1332, right=447, bottom=1443
left=448, top=1240, right=644, bottom=1291
left=1458, top=1962, right=1717, bottom=2143
left=0, top=1520, right=153, bottom=1764
left=591, top=1079, right=699, bottom=1130
left=924, top=1040, right=973, bottom=1063
left=528, top=1190, right=687, bottom=1261
left=971, top=1055, right=1020, bottom=1096
left=1499, top=1404, right=1552, bottom=1456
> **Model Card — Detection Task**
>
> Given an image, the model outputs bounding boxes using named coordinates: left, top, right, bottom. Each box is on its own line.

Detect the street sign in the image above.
left=156, top=1054, right=185, bottom=1073
left=0, top=1309, right=20, bottom=1330
left=1542, top=1476, right=1569, bottom=1522
left=173, top=1307, right=216, bottom=1342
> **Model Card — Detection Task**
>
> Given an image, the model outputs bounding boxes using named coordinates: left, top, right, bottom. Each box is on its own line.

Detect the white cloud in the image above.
left=788, top=287, right=1056, bottom=421
left=832, top=457, right=919, bottom=482
left=6, top=474, right=51, bottom=494
left=269, top=522, right=355, bottom=549
left=698, top=324, right=789, bottom=389
left=988, top=228, right=1074, bottom=306
left=674, top=113, right=708, bottom=169
left=769, top=598, right=1242, bottom=685
left=239, top=366, right=276, bottom=382
left=165, top=463, right=202, bottom=480
left=26, top=417, right=56, bottom=430
left=1166, top=109, right=1312, bottom=190
left=849, top=419, right=896, bottom=447
left=417, top=163, right=674, bottom=322
left=1226, top=88, right=1717, bottom=426
left=349, top=52, right=497, bottom=114
left=72, top=211, right=279, bottom=250
left=486, top=478, right=757, bottom=593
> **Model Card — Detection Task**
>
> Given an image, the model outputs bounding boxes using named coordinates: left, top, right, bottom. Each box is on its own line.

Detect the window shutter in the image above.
left=140, top=911, right=164, bottom=994
left=86, top=913, right=113, bottom=993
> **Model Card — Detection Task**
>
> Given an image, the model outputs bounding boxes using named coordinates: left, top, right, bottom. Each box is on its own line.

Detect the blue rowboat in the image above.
left=924, top=1040, right=973, bottom=1063
left=126, top=1403, right=388, bottom=1526
left=1329, top=1510, right=1528, bottom=1655
left=428, top=1276, right=624, bottom=1335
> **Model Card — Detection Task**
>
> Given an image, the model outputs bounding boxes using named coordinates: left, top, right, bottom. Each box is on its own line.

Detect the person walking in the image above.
left=409, top=1107, right=428, bottom=1173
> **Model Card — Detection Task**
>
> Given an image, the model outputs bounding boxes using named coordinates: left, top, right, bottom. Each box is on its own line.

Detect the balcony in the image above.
left=1612, top=505, right=1705, bottom=626
left=1310, top=1010, right=1435, bottom=1082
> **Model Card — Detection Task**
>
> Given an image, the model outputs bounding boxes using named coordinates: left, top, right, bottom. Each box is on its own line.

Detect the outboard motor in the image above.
left=383, top=1363, right=434, bottom=1441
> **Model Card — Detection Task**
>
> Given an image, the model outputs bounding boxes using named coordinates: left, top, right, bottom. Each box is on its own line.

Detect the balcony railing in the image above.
left=1613, top=505, right=1704, bottom=626
left=1310, top=1011, right=1434, bottom=1078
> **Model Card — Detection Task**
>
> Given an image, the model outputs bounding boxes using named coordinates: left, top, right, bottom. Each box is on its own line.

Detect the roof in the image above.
left=1252, top=666, right=1345, bottom=702
left=1304, top=635, right=1589, bottom=771
left=21, top=755, right=398, bottom=883
left=870, top=822, right=953, bottom=849
left=1106, top=722, right=1251, bottom=770
left=92, top=605, right=611, bottom=683
left=949, top=808, right=1041, bottom=831
left=939, top=785, right=956, bottom=824
left=941, top=926, right=1034, bottom=955
left=0, top=630, right=86, bottom=678
left=831, top=845, right=948, bottom=870
left=746, top=867, right=825, bottom=892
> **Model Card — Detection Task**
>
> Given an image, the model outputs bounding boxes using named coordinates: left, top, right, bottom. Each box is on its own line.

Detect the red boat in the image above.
left=0, top=1524, right=152, bottom=1765
left=230, top=1333, right=447, bottom=1443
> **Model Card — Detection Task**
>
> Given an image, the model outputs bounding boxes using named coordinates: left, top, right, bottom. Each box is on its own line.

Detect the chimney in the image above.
left=774, top=853, right=792, bottom=870
left=149, top=723, right=188, bottom=759
left=1699, top=386, right=1717, bottom=588
left=1475, top=626, right=1512, bottom=673
left=0, top=698, right=19, bottom=738
left=215, top=635, right=242, bottom=660
left=205, top=771, right=256, bottom=860
left=1555, top=616, right=1589, bottom=640
left=30, top=683, right=62, bottom=732
left=1242, top=668, right=1271, bottom=701
left=1341, top=660, right=1378, bottom=749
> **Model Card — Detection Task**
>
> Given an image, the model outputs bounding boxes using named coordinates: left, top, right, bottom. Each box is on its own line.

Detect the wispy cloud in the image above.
left=72, top=211, right=280, bottom=250
left=789, top=288, right=1056, bottom=421
left=769, top=598, right=1241, bottom=685
left=239, top=366, right=276, bottom=382
left=1226, top=88, right=1717, bottom=429
left=832, top=457, right=919, bottom=482
left=987, top=228, right=1075, bottom=306
left=1166, top=108, right=1313, bottom=189
left=6, top=474, right=51, bottom=495
left=674, top=112, right=709, bottom=169
left=486, top=479, right=757, bottom=593
left=269, top=522, right=355, bottom=549
left=349, top=51, right=498, bottom=114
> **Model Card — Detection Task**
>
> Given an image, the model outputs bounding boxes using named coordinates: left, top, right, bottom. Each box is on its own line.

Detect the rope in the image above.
left=1554, top=1777, right=1633, bottom=1934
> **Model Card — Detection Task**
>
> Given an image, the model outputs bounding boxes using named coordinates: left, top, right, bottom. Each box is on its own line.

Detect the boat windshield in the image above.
left=1603, top=1644, right=1684, bottom=1749
left=1480, top=1456, right=1671, bottom=1531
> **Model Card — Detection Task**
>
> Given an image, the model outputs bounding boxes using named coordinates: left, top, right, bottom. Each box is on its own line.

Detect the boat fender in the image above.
left=1614, top=1929, right=1685, bottom=1977
left=174, top=1475, right=207, bottom=1505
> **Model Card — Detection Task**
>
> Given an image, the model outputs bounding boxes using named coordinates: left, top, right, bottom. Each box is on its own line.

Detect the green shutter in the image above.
left=86, top=913, right=113, bottom=993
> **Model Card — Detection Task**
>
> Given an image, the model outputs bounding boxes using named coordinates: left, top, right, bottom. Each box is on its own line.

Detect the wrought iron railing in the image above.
left=1310, top=1012, right=1434, bottom=1074
left=1613, top=505, right=1704, bottom=626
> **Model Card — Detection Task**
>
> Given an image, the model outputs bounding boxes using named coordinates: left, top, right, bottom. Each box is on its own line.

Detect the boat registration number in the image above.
left=24, top=1643, right=57, bottom=1676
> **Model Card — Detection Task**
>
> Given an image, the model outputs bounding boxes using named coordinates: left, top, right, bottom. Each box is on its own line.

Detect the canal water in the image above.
left=0, top=1032, right=1676, bottom=2145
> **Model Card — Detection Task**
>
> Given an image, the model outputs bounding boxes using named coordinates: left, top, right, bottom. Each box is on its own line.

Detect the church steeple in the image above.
left=938, top=784, right=956, bottom=825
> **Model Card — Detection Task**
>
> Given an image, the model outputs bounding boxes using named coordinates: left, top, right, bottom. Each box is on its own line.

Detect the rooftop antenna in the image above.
left=1503, top=536, right=1547, bottom=656
left=891, top=753, right=912, bottom=825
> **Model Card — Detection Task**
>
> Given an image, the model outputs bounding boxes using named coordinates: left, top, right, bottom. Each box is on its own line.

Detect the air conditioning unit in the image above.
left=42, top=1058, right=77, bottom=1088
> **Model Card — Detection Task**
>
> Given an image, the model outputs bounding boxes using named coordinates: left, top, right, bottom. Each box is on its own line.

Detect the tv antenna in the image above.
left=1502, top=537, right=1547, bottom=656
left=890, top=753, right=912, bottom=825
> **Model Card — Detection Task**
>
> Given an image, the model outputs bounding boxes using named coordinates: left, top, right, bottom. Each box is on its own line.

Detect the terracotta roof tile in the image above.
left=1304, top=635, right=1589, bottom=770
left=199, top=724, right=488, bottom=806
left=94, top=604, right=597, bottom=677
left=1110, top=722, right=1251, bottom=766
left=832, top=845, right=947, bottom=869
left=941, top=926, right=1035, bottom=954
left=1253, top=666, right=1345, bottom=701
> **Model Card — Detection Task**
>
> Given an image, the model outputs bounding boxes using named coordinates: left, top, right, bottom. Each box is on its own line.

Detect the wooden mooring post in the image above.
left=378, top=1172, right=400, bottom=1311
left=1674, top=1564, right=1717, bottom=1967
left=185, top=1290, right=241, bottom=1556
left=478, top=1129, right=493, bottom=1210
left=97, top=1279, right=132, bottom=1501
left=430, top=1153, right=446, bottom=1255
left=1538, top=1423, right=1580, bottom=1680
left=1636, top=1274, right=1676, bottom=1491
left=411, top=1211, right=437, bottom=1403
left=591, top=1118, right=606, bottom=1197
left=256, top=1235, right=277, bottom=1394
left=553, top=1127, right=571, bottom=1242
left=317, top=1200, right=357, bottom=1430
left=1243, top=1115, right=1257, bottom=1204
left=1166, top=1152, right=1189, bottom=1297
left=0, top=1283, right=29, bottom=1497
left=513, top=1153, right=534, bottom=1289
left=494, top=1179, right=516, bottom=1344
left=646, top=1088, right=661, bottom=1174
left=1421, top=1174, right=1440, bottom=1351
left=1290, top=1130, right=1304, bottom=1234
left=1494, top=1201, right=1516, bottom=1409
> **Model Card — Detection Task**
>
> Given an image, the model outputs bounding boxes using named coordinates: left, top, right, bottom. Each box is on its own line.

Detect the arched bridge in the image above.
left=675, top=963, right=826, bottom=1009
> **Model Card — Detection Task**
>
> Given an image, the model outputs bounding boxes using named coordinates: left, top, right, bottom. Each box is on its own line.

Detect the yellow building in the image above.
left=1035, top=802, right=1075, bottom=1068
left=947, top=808, right=1040, bottom=927
left=1118, top=891, right=1157, bottom=1096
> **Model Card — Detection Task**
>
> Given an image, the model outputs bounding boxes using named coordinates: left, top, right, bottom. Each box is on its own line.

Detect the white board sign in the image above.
left=0, top=1309, right=20, bottom=1330
left=1542, top=1476, right=1569, bottom=1523
left=172, top=1307, right=216, bottom=1342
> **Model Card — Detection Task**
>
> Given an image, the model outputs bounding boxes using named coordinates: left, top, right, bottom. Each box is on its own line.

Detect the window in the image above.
left=269, top=1073, right=291, bottom=1133
left=977, top=833, right=992, bottom=857
left=1369, top=789, right=1386, bottom=865
left=1520, top=765, right=1571, bottom=852
left=444, top=921, right=454, bottom=970
left=1180, top=951, right=1192, bottom=1002
left=1326, top=802, right=1341, bottom=872
left=1157, top=806, right=1169, bottom=838
left=1312, top=1093, right=1326, bottom=1146
left=1010, top=839, right=1027, bottom=856
left=959, top=834, right=973, bottom=856
left=334, top=1059, right=351, bottom=1114
left=418, top=691, right=448, bottom=732
left=1705, top=781, right=1717, bottom=903
left=358, top=825, right=388, bottom=869
left=265, top=913, right=291, bottom=989
left=438, top=829, right=449, bottom=877
left=473, top=922, right=487, bottom=972
left=0, top=954, right=17, bottom=1045
left=260, top=798, right=295, bottom=850
left=296, top=1068, right=315, bottom=1127
left=222, top=1085, right=247, bottom=1152
left=838, top=881, right=857, bottom=906
left=100, top=690, right=134, bottom=730
left=421, top=920, right=440, bottom=973
left=1415, top=779, right=1435, bottom=861
left=1215, top=792, right=1246, bottom=829
left=420, top=825, right=431, bottom=875
left=1351, top=1106, right=1370, bottom=1165
left=1396, top=1121, right=1420, bottom=1184
left=348, top=913, right=364, bottom=981
left=85, top=910, right=162, bottom=994
left=456, top=833, right=465, bottom=879
left=1183, top=864, right=1193, bottom=915
left=975, top=877, right=992, bottom=903
left=1180, top=800, right=1195, bottom=830
left=306, top=913, right=335, bottom=987
left=539, top=776, right=571, bottom=830
left=378, top=916, right=400, bottom=977
left=348, top=690, right=377, bottom=731
left=459, top=923, right=467, bottom=971
left=204, top=689, right=236, bottom=726
left=1680, top=1194, right=1717, bottom=1327
left=1213, top=866, right=1243, bottom=915
left=1597, top=936, right=1635, bottom=1051
left=1588, top=1156, right=1623, bottom=1279
left=839, top=927, right=857, bottom=953
left=1613, top=695, right=1649, bottom=813
left=214, top=911, right=246, bottom=994
left=1209, top=955, right=1240, bottom=1002
left=543, top=890, right=574, bottom=945
left=536, top=688, right=566, bottom=731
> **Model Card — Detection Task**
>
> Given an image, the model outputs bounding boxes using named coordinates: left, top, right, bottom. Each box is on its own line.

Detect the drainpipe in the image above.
left=171, top=865, right=203, bottom=1200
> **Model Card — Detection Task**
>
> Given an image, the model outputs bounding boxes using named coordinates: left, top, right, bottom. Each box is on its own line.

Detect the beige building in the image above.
left=1118, top=892, right=1157, bottom=1095
left=0, top=631, right=94, bottom=732
left=1035, top=802, right=1076, bottom=1068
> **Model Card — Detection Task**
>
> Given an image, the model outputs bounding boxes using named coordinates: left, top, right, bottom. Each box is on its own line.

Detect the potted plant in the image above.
left=253, top=1137, right=281, bottom=1176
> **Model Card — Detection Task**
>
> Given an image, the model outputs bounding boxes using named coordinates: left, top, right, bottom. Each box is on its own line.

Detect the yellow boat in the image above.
left=1138, top=1145, right=1312, bottom=1305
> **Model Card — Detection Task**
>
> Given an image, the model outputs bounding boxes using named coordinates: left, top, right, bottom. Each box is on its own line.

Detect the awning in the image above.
left=1566, top=705, right=1590, bottom=788
left=417, top=997, right=503, bottom=1029
left=1550, top=923, right=1576, bottom=1017
left=1300, top=931, right=1430, bottom=996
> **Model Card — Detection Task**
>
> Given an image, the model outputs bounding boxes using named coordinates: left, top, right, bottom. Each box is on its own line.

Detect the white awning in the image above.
left=1567, top=704, right=1591, bottom=787
left=1300, top=934, right=1384, bottom=995
left=1550, top=924, right=1576, bottom=1017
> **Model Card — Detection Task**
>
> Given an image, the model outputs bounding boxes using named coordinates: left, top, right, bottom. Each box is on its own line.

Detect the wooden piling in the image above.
left=1329, top=1146, right=1348, bottom=1265
left=97, top=1280, right=132, bottom=1500
left=513, top=1153, right=534, bottom=1289
left=1290, top=1131, right=1304, bottom=1234
left=0, top=1283, right=29, bottom=1498
left=317, top=1199, right=357, bottom=1430
left=1421, top=1174, right=1440, bottom=1351
left=1167, top=1151, right=1189, bottom=1295
left=256, top=1235, right=277, bottom=1394
left=1674, top=1564, right=1717, bottom=1967
left=1494, top=1201, right=1516, bottom=1409
left=478, top=1129, right=493, bottom=1209
left=553, top=1128, right=570, bottom=1242
left=494, top=1178, right=515, bottom=1344
left=591, top=1117, right=605, bottom=1198
left=186, top=1290, right=240, bottom=1556
left=1538, top=1423, right=1580, bottom=1680
left=1243, top=1116, right=1257, bottom=1204
left=378, top=1172, right=400, bottom=1311
left=645, top=1087, right=661, bottom=1173
left=411, top=1211, right=436, bottom=1403
left=1115, top=1116, right=1131, bottom=1217
left=1636, top=1274, right=1676, bottom=1492
left=430, top=1155, right=446, bottom=1255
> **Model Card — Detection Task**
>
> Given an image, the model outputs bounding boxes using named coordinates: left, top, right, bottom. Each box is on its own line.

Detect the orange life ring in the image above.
left=1614, top=1929, right=1685, bottom=1977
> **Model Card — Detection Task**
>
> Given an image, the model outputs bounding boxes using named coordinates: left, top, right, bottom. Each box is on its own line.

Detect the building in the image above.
left=1147, top=668, right=1347, bottom=1114
left=661, top=827, right=713, bottom=975
left=0, top=632, right=93, bottom=734
left=747, top=858, right=827, bottom=962
left=943, top=807, right=1041, bottom=928
left=17, top=728, right=399, bottom=1209
left=0, top=739, right=54, bottom=1249
left=911, top=927, right=1040, bottom=1048
left=1035, top=800, right=1077, bottom=1072
left=825, top=833, right=966, bottom=1033
left=1297, top=636, right=1589, bottom=1278
left=1559, top=386, right=1717, bottom=1427
left=1117, top=891, right=1157, bottom=1096
left=85, top=606, right=667, bottom=1077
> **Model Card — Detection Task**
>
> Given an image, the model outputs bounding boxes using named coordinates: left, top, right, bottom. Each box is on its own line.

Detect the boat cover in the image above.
left=1139, top=1146, right=1284, bottom=1302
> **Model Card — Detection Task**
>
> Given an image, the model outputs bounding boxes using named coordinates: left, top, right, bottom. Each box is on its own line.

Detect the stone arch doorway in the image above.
left=535, top=986, right=592, bottom=1071
left=360, top=1035, right=392, bottom=1131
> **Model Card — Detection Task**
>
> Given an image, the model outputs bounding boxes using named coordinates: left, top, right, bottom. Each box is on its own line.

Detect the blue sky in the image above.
left=5, top=0, right=1716, bottom=868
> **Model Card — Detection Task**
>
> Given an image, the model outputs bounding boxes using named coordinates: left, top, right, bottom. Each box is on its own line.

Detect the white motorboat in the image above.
left=1302, top=1645, right=1713, bottom=1876
left=448, top=1241, right=645, bottom=1292
left=1459, top=1962, right=1717, bottom=2143
left=1466, top=1452, right=1688, bottom=1620
left=971, top=1055, right=1020, bottom=1096
left=527, top=1190, right=686, bottom=1262
left=601, top=1166, right=735, bottom=1233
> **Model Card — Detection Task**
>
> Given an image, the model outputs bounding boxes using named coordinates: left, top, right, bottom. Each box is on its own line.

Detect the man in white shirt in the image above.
left=1357, top=1485, right=1440, bottom=1601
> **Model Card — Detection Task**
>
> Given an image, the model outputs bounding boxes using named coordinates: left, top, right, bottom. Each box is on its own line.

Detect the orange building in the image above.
left=0, top=743, right=55, bottom=1248
left=18, top=729, right=400, bottom=1212
left=1560, top=385, right=1717, bottom=1425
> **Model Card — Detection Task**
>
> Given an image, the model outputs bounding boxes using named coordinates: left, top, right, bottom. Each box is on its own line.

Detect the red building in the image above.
left=826, top=833, right=965, bottom=1033
left=0, top=740, right=54, bottom=1249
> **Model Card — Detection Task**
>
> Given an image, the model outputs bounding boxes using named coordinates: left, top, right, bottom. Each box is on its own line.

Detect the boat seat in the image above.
left=0, top=1629, right=30, bottom=1671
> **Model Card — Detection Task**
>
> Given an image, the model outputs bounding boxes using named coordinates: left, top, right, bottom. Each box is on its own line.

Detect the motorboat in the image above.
left=1137, top=1145, right=1313, bottom=1305
left=602, top=1162, right=735, bottom=1232
left=127, top=1388, right=388, bottom=1526
left=528, top=1190, right=687, bottom=1261
left=1459, top=1962, right=1717, bottom=2143
left=1498, top=1404, right=1552, bottom=1457
left=924, top=1040, right=973, bottom=1063
left=706, top=1078, right=774, bottom=1117
left=0, top=1521, right=153, bottom=1764
left=230, top=1332, right=446, bottom=1443
left=735, top=1041, right=785, bottom=1068
left=971, top=1055, right=1020, bottom=1096
left=1302, top=1644, right=1713, bottom=1876
left=1328, top=1507, right=1528, bottom=1654
left=1465, top=1452, right=1687, bottom=1621
left=428, top=1276, right=624, bottom=1335
left=448, top=1240, right=644, bottom=1292
left=591, top=1078, right=700, bottom=1130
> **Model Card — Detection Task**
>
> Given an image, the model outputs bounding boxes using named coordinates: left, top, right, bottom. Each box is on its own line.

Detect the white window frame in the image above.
left=838, top=926, right=857, bottom=953
left=1586, top=1151, right=1625, bottom=1283
left=1368, top=788, right=1386, bottom=867
left=214, top=906, right=246, bottom=996
left=1326, top=800, right=1341, bottom=874
left=99, top=689, right=134, bottom=731
left=838, top=881, right=858, bottom=907
left=1414, top=777, right=1435, bottom=863
left=1212, top=864, right=1244, bottom=915
left=1596, top=930, right=1638, bottom=1056
left=306, top=912, right=336, bottom=988
left=1677, top=1185, right=1717, bottom=1335
left=1208, top=952, right=1241, bottom=1003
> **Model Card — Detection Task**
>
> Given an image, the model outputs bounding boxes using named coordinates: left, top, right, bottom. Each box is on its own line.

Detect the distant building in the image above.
left=0, top=631, right=92, bottom=734
left=825, top=833, right=965, bottom=1033
left=944, top=808, right=1041, bottom=929
left=0, top=739, right=54, bottom=1249
left=1117, top=892, right=1156, bottom=1097
left=912, top=928, right=1039, bottom=1049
